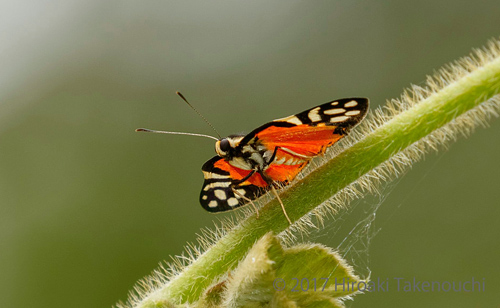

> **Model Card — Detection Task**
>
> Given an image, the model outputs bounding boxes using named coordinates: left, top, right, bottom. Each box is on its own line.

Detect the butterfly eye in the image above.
left=219, top=138, right=230, bottom=152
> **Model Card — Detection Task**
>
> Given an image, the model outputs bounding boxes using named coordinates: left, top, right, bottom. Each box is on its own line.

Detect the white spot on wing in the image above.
left=275, top=157, right=286, bottom=164
left=331, top=101, right=339, bottom=106
left=203, top=182, right=230, bottom=191
left=227, top=197, right=239, bottom=207
left=345, top=110, right=361, bottom=116
left=330, top=116, right=350, bottom=123
left=214, top=190, right=227, bottom=200
left=308, top=107, right=321, bottom=122
left=283, top=157, right=304, bottom=165
left=202, top=195, right=208, bottom=200
left=203, top=171, right=230, bottom=179
left=236, top=189, right=246, bottom=196
left=345, top=100, right=358, bottom=107
left=324, top=108, right=346, bottom=115
left=276, top=115, right=302, bottom=125
left=208, top=200, right=218, bottom=208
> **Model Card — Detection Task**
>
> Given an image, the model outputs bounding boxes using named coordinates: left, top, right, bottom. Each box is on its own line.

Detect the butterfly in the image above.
left=137, top=94, right=369, bottom=224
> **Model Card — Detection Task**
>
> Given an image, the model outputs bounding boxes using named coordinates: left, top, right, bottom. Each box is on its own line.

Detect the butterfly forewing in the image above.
left=241, top=98, right=369, bottom=158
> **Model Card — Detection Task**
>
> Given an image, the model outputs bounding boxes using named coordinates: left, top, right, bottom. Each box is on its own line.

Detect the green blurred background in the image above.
left=1, top=1, right=499, bottom=307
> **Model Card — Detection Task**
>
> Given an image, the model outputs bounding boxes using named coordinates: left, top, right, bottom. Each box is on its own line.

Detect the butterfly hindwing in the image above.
left=200, top=156, right=267, bottom=212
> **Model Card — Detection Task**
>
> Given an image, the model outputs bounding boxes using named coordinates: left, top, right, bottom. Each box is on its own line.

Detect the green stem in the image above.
left=137, top=45, right=500, bottom=306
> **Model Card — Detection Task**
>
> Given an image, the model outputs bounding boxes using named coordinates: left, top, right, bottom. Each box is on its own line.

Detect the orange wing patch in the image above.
left=265, top=161, right=307, bottom=182
left=214, top=158, right=268, bottom=187
left=257, top=123, right=343, bottom=157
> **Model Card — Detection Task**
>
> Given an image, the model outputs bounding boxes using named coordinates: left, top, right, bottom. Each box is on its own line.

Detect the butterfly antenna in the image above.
left=176, top=91, right=221, bottom=139
left=135, top=128, right=219, bottom=141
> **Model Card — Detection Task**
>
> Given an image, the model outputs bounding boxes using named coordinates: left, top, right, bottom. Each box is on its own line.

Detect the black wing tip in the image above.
left=338, top=97, right=370, bottom=106
left=356, top=97, right=370, bottom=114
left=355, top=97, right=369, bottom=106
left=326, top=97, right=370, bottom=130
left=339, top=97, right=370, bottom=116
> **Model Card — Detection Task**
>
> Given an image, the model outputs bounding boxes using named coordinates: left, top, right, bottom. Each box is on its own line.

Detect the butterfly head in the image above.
left=215, top=135, right=245, bottom=158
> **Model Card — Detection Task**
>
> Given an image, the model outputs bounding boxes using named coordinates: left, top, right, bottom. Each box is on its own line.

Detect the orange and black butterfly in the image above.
left=137, top=94, right=369, bottom=224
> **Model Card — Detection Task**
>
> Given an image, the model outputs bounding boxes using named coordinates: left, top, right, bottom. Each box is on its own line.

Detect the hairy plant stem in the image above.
left=137, top=50, right=500, bottom=306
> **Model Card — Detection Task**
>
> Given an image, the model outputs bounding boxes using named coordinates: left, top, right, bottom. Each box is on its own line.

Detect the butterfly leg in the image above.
left=270, top=185, right=292, bottom=225
left=258, top=170, right=292, bottom=225
left=232, top=169, right=256, bottom=185
left=231, top=186, right=260, bottom=218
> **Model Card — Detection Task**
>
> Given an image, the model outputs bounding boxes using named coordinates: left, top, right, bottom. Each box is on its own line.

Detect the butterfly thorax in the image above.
left=215, top=135, right=272, bottom=171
